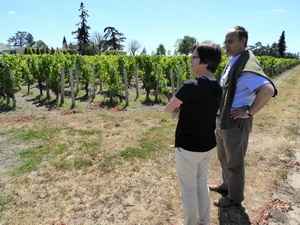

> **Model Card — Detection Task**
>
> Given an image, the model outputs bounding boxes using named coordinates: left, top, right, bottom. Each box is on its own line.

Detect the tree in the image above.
left=176, top=36, right=197, bottom=55
left=72, top=2, right=90, bottom=55
left=50, top=47, right=56, bottom=54
left=250, top=42, right=268, bottom=56
left=92, top=32, right=106, bottom=53
left=156, top=44, right=166, bottom=55
left=62, top=36, right=68, bottom=49
left=278, top=31, right=286, bottom=57
left=31, top=40, right=48, bottom=49
left=270, top=42, right=279, bottom=57
left=128, top=40, right=141, bottom=55
left=141, top=47, right=147, bottom=55
left=8, top=31, right=34, bottom=47
left=103, top=26, right=126, bottom=51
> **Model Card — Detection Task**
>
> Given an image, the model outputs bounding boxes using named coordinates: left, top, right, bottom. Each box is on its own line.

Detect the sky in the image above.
left=1, top=0, right=299, bottom=54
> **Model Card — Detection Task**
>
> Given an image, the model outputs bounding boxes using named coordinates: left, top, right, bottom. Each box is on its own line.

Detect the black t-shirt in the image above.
left=175, top=76, right=222, bottom=152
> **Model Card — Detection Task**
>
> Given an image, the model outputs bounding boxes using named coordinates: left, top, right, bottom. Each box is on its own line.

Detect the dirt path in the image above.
left=271, top=66, right=300, bottom=225
left=250, top=65, right=300, bottom=225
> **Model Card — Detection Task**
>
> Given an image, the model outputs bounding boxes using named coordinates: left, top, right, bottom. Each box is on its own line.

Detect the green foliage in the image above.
left=176, top=35, right=197, bottom=55
left=0, top=56, right=22, bottom=108
left=0, top=53, right=299, bottom=108
left=103, top=26, right=126, bottom=51
left=72, top=2, right=90, bottom=55
left=156, top=44, right=166, bottom=55
left=278, top=31, right=286, bottom=57
left=258, top=56, right=299, bottom=77
left=7, top=31, right=34, bottom=47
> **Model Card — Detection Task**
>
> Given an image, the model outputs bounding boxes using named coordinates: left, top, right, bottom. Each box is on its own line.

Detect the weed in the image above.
left=14, top=128, right=55, bottom=141
left=0, top=193, right=11, bottom=215
left=120, top=125, right=172, bottom=160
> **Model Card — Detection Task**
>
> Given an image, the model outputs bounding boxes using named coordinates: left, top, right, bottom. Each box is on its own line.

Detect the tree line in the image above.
left=5, top=2, right=299, bottom=58
left=249, top=31, right=299, bottom=59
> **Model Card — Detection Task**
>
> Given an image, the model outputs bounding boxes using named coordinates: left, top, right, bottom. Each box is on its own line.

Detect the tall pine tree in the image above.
left=156, top=44, right=166, bottom=55
left=72, top=2, right=90, bottom=55
left=62, top=36, right=68, bottom=49
left=278, top=31, right=286, bottom=57
left=103, top=26, right=126, bottom=51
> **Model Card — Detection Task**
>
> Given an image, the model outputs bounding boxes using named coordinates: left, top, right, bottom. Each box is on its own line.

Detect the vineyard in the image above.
left=0, top=53, right=299, bottom=109
left=0, top=54, right=300, bottom=224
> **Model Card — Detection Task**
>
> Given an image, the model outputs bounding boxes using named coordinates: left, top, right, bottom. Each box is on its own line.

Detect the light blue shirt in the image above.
left=219, top=55, right=240, bottom=87
left=220, top=55, right=270, bottom=108
left=232, top=72, right=269, bottom=108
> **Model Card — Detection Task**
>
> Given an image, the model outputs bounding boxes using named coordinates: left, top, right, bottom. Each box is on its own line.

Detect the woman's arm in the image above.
left=164, top=96, right=182, bottom=113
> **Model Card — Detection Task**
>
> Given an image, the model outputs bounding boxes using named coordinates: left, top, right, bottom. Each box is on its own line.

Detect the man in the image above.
left=165, top=41, right=222, bottom=225
left=210, top=26, right=277, bottom=208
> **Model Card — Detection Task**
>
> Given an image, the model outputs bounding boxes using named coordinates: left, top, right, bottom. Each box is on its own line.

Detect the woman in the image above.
left=165, top=41, right=222, bottom=225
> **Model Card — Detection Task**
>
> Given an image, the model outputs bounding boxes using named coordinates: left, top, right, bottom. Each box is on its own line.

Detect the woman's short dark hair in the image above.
left=192, top=41, right=222, bottom=73
left=233, top=26, right=248, bottom=47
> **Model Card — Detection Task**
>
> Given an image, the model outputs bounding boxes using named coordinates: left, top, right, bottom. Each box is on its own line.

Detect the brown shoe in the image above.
left=213, top=197, right=241, bottom=208
left=209, top=184, right=228, bottom=196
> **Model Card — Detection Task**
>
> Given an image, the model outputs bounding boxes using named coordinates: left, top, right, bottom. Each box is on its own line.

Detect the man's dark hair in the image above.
left=192, top=41, right=222, bottom=73
left=233, top=26, right=248, bottom=47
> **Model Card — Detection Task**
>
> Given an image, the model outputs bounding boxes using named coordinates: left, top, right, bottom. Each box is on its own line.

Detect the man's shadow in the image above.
left=218, top=205, right=251, bottom=225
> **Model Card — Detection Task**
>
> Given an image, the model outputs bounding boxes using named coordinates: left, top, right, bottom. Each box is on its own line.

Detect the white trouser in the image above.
left=175, top=147, right=212, bottom=225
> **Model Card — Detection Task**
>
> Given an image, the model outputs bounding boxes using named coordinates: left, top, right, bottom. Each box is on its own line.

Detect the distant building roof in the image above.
left=0, top=43, right=11, bottom=51
left=0, top=44, right=26, bottom=54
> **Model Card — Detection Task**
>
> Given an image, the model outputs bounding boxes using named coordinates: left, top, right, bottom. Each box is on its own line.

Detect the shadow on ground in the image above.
left=218, top=206, right=251, bottom=225
left=0, top=102, right=15, bottom=113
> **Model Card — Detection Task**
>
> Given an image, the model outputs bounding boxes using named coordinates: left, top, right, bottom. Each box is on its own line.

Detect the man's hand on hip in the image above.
left=230, top=108, right=251, bottom=119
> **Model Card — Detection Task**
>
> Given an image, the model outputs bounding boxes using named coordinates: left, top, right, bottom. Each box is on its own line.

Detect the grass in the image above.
left=243, top=65, right=300, bottom=201
left=95, top=125, right=172, bottom=172
left=0, top=193, right=11, bottom=218
left=51, top=157, right=93, bottom=170
left=11, top=143, right=66, bottom=176
left=1, top=65, right=299, bottom=224
left=14, top=127, right=57, bottom=142
left=120, top=126, right=170, bottom=160
left=286, top=124, right=300, bottom=136
left=95, top=116, right=174, bottom=172
left=8, top=123, right=103, bottom=175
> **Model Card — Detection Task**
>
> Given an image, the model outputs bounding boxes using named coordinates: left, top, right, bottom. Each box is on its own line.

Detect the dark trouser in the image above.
left=215, top=117, right=252, bottom=203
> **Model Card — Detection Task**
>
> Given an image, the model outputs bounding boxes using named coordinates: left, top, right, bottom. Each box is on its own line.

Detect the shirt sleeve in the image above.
left=175, top=84, right=190, bottom=103
left=239, top=72, right=270, bottom=92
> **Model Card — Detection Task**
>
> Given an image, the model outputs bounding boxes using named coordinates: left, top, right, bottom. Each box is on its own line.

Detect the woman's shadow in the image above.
left=218, top=205, right=251, bottom=225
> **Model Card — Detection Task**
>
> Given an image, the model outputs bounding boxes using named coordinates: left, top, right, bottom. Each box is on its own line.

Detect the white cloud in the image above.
left=8, top=10, right=16, bottom=15
left=256, top=8, right=288, bottom=16
left=271, top=9, right=287, bottom=14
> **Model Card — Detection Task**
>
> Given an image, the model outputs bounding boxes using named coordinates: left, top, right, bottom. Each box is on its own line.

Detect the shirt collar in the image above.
left=229, top=54, right=241, bottom=65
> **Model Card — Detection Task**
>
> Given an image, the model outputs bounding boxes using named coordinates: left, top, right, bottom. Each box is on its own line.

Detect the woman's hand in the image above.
left=165, top=96, right=182, bottom=113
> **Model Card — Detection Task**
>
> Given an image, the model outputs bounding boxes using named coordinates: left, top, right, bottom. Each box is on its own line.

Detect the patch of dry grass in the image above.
left=0, top=66, right=300, bottom=224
